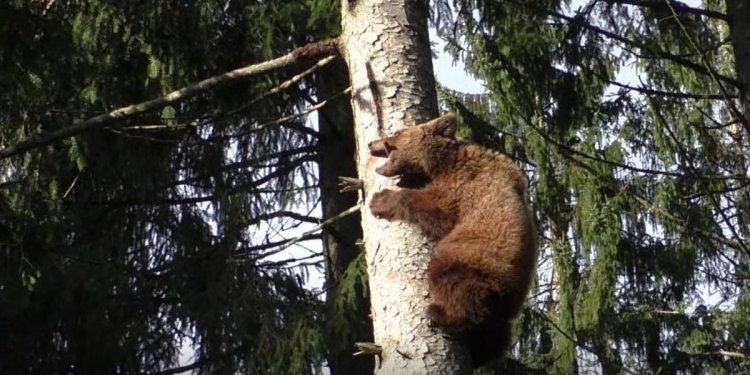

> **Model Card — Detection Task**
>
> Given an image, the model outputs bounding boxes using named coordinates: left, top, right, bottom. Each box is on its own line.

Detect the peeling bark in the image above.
left=340, top=0, right=471, bottom=374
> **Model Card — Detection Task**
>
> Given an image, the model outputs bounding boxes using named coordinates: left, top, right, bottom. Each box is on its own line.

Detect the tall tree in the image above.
left=340, top=0, right=471, bottom=373
left=5, top=0, right=750, bottom=374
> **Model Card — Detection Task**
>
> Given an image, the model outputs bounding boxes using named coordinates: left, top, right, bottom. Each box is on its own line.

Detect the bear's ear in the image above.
left=431, top=114, right=457, bottom=138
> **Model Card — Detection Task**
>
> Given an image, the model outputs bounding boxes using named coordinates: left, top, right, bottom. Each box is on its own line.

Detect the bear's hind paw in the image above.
left=424, top=303, right=447, bottom=325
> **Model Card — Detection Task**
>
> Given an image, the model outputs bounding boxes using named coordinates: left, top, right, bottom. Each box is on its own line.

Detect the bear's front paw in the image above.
left=369, top=190, right=399, bottom=220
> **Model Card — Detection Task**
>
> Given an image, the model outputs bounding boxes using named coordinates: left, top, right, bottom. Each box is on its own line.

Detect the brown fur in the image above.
left=368, top=113, right=538, bottom=368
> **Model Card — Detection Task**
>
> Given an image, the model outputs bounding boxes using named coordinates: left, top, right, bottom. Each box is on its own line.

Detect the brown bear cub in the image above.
left=368, top=113, right=538, bottom=368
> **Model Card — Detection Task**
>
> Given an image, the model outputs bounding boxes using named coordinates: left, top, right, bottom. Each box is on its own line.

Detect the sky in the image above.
left=430, top=29, right=487, bottom=94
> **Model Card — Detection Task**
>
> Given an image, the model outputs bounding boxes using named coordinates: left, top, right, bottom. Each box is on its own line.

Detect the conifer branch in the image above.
left=0, top=39, right=340, bottom=159
left=504, top=0, right=741, bottom=88
left=632, top=193, right=746, bottom=254
left=660, top=1, right=750, bottom=135
left=145, top=346, right=246, bottom=375
left=109, top=63, right=344, bottom=141
left=524, top=113, right=748, bottom=181
left=644, top=93, right=750, bottom=256
left=597, top=73, right=735, bottom=100
left=100, top=155, right=315, bottom=206
left=531, top=308, right=639, bottom=375
left=601, top=0, right=728, bottom=21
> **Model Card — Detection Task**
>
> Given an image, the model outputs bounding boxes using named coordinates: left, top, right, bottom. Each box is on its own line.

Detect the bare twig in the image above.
left=62, top=175, right=79, bottom=198
left=354, top=342, right=383, bottom=368
left=268, top=204, right=362, bottom=254
left=232, top=204, right=362, bottom=261
left=247, top=211, right=320, bottom=226
left=353, top=342, right=383, bottom=356
left=208, top=55, right=338, bottom=123
left=338, top=176, right=363, bottom=192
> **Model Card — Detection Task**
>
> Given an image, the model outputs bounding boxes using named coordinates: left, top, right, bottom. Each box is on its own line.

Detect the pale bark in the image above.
left=340, top=0, right=471, bottom=374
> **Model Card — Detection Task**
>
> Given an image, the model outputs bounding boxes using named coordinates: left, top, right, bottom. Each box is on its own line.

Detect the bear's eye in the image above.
left=384, top=141, right=396, bottom=153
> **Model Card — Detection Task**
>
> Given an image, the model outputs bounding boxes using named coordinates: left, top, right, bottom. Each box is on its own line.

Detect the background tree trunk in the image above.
left=317, top=59, right=375, bottom=375
left=340, top=0, right=472, bottom=374
left=726, top=0, right=750, bottom=236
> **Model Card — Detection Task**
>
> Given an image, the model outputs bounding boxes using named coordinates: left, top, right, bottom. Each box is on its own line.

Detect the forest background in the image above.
left=0, top=0, right=749, bottom=374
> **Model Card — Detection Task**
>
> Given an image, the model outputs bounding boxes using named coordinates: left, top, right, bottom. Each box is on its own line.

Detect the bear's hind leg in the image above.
left=426, top=252, right=494, bottom=331
left=469, top=318, right=513, bottom=368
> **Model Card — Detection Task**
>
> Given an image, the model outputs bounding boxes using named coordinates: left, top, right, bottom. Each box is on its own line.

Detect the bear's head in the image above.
left=368, top=114, right=458, bottom=182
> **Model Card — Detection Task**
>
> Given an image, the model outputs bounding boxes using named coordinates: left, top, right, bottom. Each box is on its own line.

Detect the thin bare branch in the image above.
left=262, top=204, right=362, bottom=256
left=233, top=234, right=322, bottom=258
left=232, top=204, right=362, bottom=261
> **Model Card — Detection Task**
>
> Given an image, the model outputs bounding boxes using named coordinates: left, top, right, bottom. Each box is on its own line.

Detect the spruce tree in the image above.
left=434, top=0, right=750, bottom=373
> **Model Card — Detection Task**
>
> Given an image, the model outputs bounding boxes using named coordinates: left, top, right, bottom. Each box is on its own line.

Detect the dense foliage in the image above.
left=0, top=1, right=350, bottom=374
left=434, top=0, right=750, bottom=373
left=2, top=0, right=748, bottom=374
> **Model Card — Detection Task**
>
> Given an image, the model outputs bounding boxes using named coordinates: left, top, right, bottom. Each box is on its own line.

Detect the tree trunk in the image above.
left=726, top=0, right=750, bottom=236
left=725, top=3, right=750, bottom=349
left=317, top=58, right=375, bottom=375
left=339, top=0, right=472, bottom=374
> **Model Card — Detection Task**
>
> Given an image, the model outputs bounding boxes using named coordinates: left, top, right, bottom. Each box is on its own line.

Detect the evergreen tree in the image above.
left=434, top=0, right=750, bottom=373
left=0, top=1, right=366, bottom=374
left=3, top=0, right=750, bottom=373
